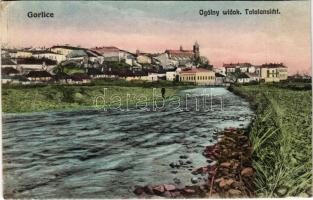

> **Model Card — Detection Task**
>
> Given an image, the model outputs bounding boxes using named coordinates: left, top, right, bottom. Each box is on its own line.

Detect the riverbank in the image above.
left=133, top=128, right=255, bottom=198
left=230, top=83, right=312, bottom=197
left=2, top=81, right=194, bottom=113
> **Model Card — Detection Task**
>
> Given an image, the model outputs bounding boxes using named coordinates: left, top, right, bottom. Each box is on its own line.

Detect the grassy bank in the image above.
left=230, top=84, right=312, bottom=197
left=2, top=80, right=193, bottom=113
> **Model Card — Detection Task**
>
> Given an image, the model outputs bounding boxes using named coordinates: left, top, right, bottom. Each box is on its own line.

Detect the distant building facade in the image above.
left=179, top=68, right=215, bottom=85
left=256, top=63, right=288, bottom=82
left=165, top=42, right=200, bottom=66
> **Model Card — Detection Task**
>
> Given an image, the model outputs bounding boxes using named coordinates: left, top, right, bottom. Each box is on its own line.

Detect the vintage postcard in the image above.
left=0, top=0, right=311, bottom=199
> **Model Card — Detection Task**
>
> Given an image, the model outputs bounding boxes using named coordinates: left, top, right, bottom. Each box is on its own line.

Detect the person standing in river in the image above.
left=161, top=87, right=166, bottom=99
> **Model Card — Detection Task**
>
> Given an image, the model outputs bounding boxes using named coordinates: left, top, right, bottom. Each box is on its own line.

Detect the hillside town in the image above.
left=1, top=42, right=296, bottom=85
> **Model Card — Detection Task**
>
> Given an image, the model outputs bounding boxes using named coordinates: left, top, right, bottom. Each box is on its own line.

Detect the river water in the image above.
left=2, top=87, right=254, bottom=198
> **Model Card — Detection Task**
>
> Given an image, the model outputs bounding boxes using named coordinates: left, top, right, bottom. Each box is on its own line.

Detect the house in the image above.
left=16, top=50, right=34, bottom=58
left=85, top=50, right=104, bottom=64
left=237, top=73, right=251, bottom=83
left=288, top=73, right=312, bottom=81
left=246, top=73, right=261, bottom=82
left=91, top=46, right=120, bottom=62
left=1, top=58, right=17, bottom=68
left=50, top=45, right=83, bottom=56
left=2, top=75, right=30, bottom=85
left=223, top=63, right=255, bottom=74
left=54, top=72, right=72, bottom=84
left=71, top=73, right=91, bottom=84
left=136, top=53, right=152, bottom=64
left=16, top=57, right=57, bottom=73
left=1, top=67, right=20, bottom=76
left=165, top=42, right=200, bottom=66
left=153, top=53, right=179, bottom=69
left=87, top=68, right=107, bottom=79
left=215, top=73, right=226, bottom=85
left=166, top=71, right=178, bottom=81
left=50, top=45, right=104, bottom=65
left=213, top=67, right=226, bottom=76
left=91, top=47, right=134, bottom=65
left=32, top=51, right=66, bottom=63
left=179, top=68, right=215, bottom=85
left=2, top=75, right=13, bottom=84
left=26, top=70, right=53, bottom=82
left=256, top=63, right=288, bottom=82
left=125, top=71, right=149, bottom=81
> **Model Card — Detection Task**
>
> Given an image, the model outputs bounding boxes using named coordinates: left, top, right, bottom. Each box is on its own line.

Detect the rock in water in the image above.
left=191, top=177, right=198, bottom=184
left=173, top=177, right=181, bottom=184
left=133, top=186, right=144, bottom=195
left=143, top=184, right=154, bottom=195
left=180, top=155, right=189, bottom=159
left=153, top=185, right=165, bottom=194
left=164, top=184, right=176, bottom=191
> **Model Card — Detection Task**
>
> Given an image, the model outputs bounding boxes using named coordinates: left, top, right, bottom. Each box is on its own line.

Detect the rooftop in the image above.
left=1, top=58, right=16, bottom=65
left=2, top=67, right=19, bottom=75
left=165, top=49, right=194, bottom=57
left=223, top=63, right=252, bottom=68
left=26, top=71, right=52, bottom=78
left=259, top=63, right=287, bottom=68
left=181, top=68, right=212, bottom=73
left=91, top=46, right=120, bottom=54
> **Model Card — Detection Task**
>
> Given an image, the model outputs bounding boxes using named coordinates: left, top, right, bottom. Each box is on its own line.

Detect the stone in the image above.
left=232, top=181, right=244, bottom=188
left=225, top=179, right=235, bottom=186
left=170, top=191, right=181, bottom=197
left=241, top=167, right=254, bottom=177
left=164, top=184, right=176, bottom=191
left=162, top=191, right=172, bottom=197
left=173, top=177, right=181, bottom=184
left=180, top=155, right=188, bottom=159
left=220, top=162, right=231, bottom=168
left=214, top=178, right=223, bottom=183
left=191, top=177, right=198, bottom=184
left=218, top=178, right=235, bottom=188
left=153, top=185, right=165, bottom=194
left=228, top=189, right=242, bottom=196
left=133, top=186, right=144, bottom=195
left=275, top=186, right=289, bottom=197
left=183, top=188, right=196, bottom=194
left=143, top=184, right=154, bottom=195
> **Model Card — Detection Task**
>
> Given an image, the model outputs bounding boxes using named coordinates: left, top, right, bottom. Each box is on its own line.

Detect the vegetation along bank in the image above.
left=229, top=83, right=312, bottom=197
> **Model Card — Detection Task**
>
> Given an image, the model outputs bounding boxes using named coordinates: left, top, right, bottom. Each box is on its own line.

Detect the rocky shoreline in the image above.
left=133, top=127, right=255, bottom=198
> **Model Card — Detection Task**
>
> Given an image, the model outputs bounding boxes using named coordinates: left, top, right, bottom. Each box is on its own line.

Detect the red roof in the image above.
left=258, top=63, right=286, bottom=68
left=91, top=46, right=120, bottom=54
left=165, top=49, right=194, bottom=57
left=223, top=63, right=252, bottom=68
left=181, top=68, right=212, bottom=73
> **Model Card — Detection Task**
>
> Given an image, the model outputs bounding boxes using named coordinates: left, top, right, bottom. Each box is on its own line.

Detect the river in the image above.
left=2, top=87, right=254, bottom=198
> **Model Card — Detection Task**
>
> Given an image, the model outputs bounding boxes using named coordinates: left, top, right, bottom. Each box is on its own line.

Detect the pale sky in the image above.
left=1, top=1, right=311, bottom=74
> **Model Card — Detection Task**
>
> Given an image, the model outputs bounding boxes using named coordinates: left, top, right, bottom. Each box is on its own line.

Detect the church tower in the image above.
left=193, top=41, right=200, bottom=59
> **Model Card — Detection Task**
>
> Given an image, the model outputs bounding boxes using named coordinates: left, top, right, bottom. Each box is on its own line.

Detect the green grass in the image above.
left=231, top=84, right=312, bottom=197
left=2, top=83, right=192, bottom=113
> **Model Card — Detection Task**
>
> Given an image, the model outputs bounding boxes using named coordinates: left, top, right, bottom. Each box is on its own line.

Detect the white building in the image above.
left=166, top=71, right=177, bottom=81
left=32, top=51, right=66, bottom=63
